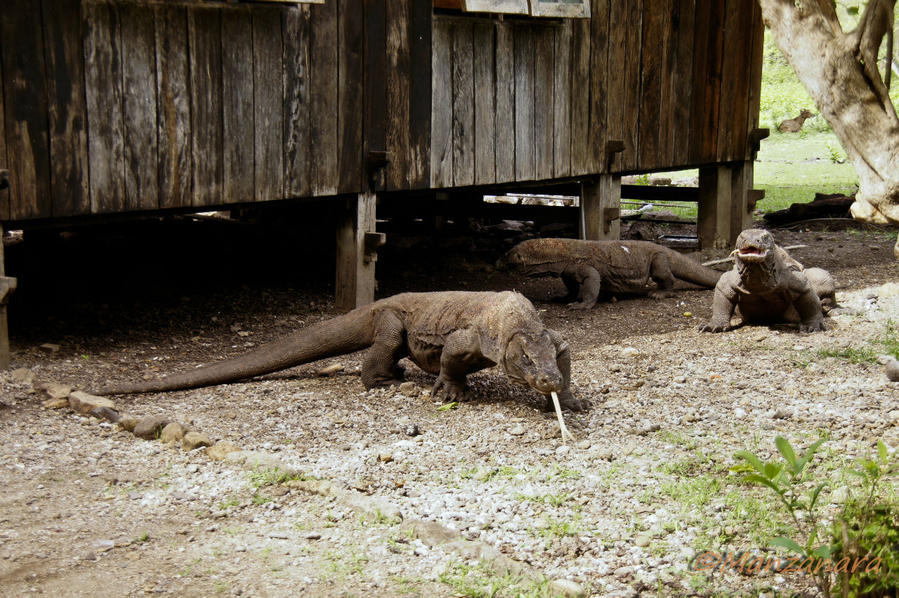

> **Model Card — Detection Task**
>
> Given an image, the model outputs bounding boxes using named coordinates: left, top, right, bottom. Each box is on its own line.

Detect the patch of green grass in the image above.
left=551, top=465, right=582, bottom=481
left=660, top=475, right=722, bottom=509
left=461, top=465, right=522, bottom=482
left=536, top=515, right=581, bottom=543
left=248, top=466, right=305, bottom=489
left=874, top=320, right=899, bottom=359
left=816, top=345, right=879, bottom=365
left=438, top=560, right=555, bottom=598
left=251, top=493, right=271, bottom=506
left=216, top=497, right=240, bottom=511
left=515, top=492, right=572, bottom=507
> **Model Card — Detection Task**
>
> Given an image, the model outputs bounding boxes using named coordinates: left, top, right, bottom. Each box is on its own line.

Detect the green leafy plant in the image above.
left=829, top=440, right=899, bottom=598
left=734, top=437, right=899, bottom=598
left=826, top=142, right=847, bottom=164
left=734, top=435, right=834, bottom=595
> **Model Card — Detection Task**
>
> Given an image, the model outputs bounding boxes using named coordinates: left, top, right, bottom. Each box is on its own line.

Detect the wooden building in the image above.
left=0, top=0, right=765, bottom=366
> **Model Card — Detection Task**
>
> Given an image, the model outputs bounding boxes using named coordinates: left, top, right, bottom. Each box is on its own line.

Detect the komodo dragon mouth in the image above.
left=735, top=243, right=769, bottom=262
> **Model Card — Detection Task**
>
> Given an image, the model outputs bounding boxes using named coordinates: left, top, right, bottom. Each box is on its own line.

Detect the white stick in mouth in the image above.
left=551, top=391, right=576, bottom=443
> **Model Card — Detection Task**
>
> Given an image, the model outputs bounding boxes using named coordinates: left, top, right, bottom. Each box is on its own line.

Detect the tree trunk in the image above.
left=758, top=0, right=899, bottom=257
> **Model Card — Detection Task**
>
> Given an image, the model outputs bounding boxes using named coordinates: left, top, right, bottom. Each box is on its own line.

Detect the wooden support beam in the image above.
left=730, top=160, right=753, bottom=235
left=698, top=166, right=733, bottom=250
left=697, top=161, right=755, bottom=250
left=335, top=192, right=379, bottom=311
left=580, top=175, right=621, bottom=240
left=0, top=223, right=16, bottom=369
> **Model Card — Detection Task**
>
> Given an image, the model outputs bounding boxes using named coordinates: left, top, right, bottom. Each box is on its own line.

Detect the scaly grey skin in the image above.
left=96, top=291, right=586, bottom=411
left=497, top=238, right=722, bottom=309
left=699, top=229, right=835, bottom=333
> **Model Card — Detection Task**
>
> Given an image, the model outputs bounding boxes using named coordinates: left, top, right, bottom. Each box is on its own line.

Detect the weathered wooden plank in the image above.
left=621, top=0, right=643, bottom=171
left=553, top=23, right=571, bottom=178
left=514, top=25, right=535, bottom=181
left=253, top=7, right=284, bottom=201
left=310, top=0, right=338, bottom=195
left=0, top=44, right=7, bottom=220
left=534, top=26, right=554, bottom=181
left=386, top=0, right=411, bottom=190
left=588, top=0, right=608, bottom=173
left=745, top=0, right=765, bottom=159
left=430, top=20, right=452, bottom=188
left=715, top=0, right=739, bottom=163
left=221, top=7, right=255, bottom=204
left=452, top=22, right=474, bottom=187
left=339, top=0, right=363, bottom=193
left=282, top=5, right=312, bottom=198
left=656, top=0, right=676, bottom=169
left=473, top=22, right=495, bottom=185
left=363, top=0, right=386, bottom=191
left=188, top=7, right=223, bottom=207
left=494, top=24, right=515, bottom=183
left=688, top=0, right=710, bottom=163
left=42, top=0, right=90, bottom=217
left=155, top=5, right=192, bottom=210
left=569, top=18, right=590, bottom=174
left=729, top=0, right=757, bottom=161
left=668, top=0, right=695, bottom=167
left=120, top=3, right=158, bottom=211
left=408, top=0, right=431, bottom=189
left=638, top=0, right=663, bottom=169
left=693, top=0, right=723, bottom=163
left=83, top=1, right=124, bottom=214
left=605, top=0, right=627, bottom=172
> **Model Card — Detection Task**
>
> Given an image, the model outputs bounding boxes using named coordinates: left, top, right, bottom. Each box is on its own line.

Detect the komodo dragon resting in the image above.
left=96, top=291, right=586, bottom=412
left=699, top=229, right=836, bottom=333
left=497, top=238, right=722, bottom=309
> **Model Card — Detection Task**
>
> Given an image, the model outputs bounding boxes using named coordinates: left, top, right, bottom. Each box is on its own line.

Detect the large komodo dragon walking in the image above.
left=96, top=291, right=587, bottom=411
left=699, top=229, right=836, bottom=333
left=497, top=238, right=722, bottom=309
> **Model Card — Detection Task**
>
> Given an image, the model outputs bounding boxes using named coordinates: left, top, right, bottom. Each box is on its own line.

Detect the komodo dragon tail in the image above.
left=666, top=248, right=722, bottom=288
left=96, top=306, right=376, bottom=395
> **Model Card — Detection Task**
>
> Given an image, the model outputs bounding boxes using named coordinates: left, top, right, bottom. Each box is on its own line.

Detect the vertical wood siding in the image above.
left=0, top=0, right=762, bottom=222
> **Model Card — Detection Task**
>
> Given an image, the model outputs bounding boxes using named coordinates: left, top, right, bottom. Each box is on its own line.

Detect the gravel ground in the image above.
left=1, top=221, right=897, bottom=597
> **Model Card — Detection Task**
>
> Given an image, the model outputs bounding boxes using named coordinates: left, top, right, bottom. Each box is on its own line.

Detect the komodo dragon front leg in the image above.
left=546, top=329, right=588, bottom=412
left=360, top=310, right=408, bottom=387
left=560, top=263, right=602, bottom=309
left=431, top=328, right=494, bottom=402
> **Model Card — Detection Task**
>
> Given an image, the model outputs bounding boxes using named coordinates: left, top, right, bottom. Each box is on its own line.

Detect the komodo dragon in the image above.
left=96, top=291, right=587, bottom=411
left=699, top=229, right=836, bottom=333
left=497, top=238, right=722, bottom=309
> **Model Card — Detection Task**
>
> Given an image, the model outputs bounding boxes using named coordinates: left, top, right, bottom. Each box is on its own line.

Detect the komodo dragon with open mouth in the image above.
left=699, top=229, right=836, bottom=333
left=497, top=238, right=722, bottom=309
left=95, top=291, right=587, bottom=411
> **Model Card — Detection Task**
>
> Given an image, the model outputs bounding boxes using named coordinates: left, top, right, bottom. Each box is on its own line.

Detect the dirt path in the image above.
left=1, top=223, right=897, bottom=597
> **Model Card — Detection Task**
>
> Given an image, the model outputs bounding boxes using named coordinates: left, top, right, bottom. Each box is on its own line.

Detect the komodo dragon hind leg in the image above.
left=563, top=264, right=602, bottom=309
left=647, top=254, right=676, bottom=300
left=361, top=310, right=407, bottom=388
left=554, top=271, right=582, bottom=304
left=546, top=329, right=589, bottom=412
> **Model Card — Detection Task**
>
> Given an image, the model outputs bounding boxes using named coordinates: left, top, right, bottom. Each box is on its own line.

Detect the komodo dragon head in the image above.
left=733, top=229, right=777, bottom=265
left=732, top=229, right=782, bottom=288
left=496, top=239, right=570, bottom=277
left=502, top=330, right=565, bottom=395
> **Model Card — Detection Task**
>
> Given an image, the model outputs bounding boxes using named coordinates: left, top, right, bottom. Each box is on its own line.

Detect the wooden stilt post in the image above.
left=0, top=223, right=16, bottom=369
left=730, top=160, right=754, bottom=235
left=335, top=192, right=384, bottom=312
left=579, top=174, right=621, bottom=240
left=697, top=165, right=734, bottom=250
